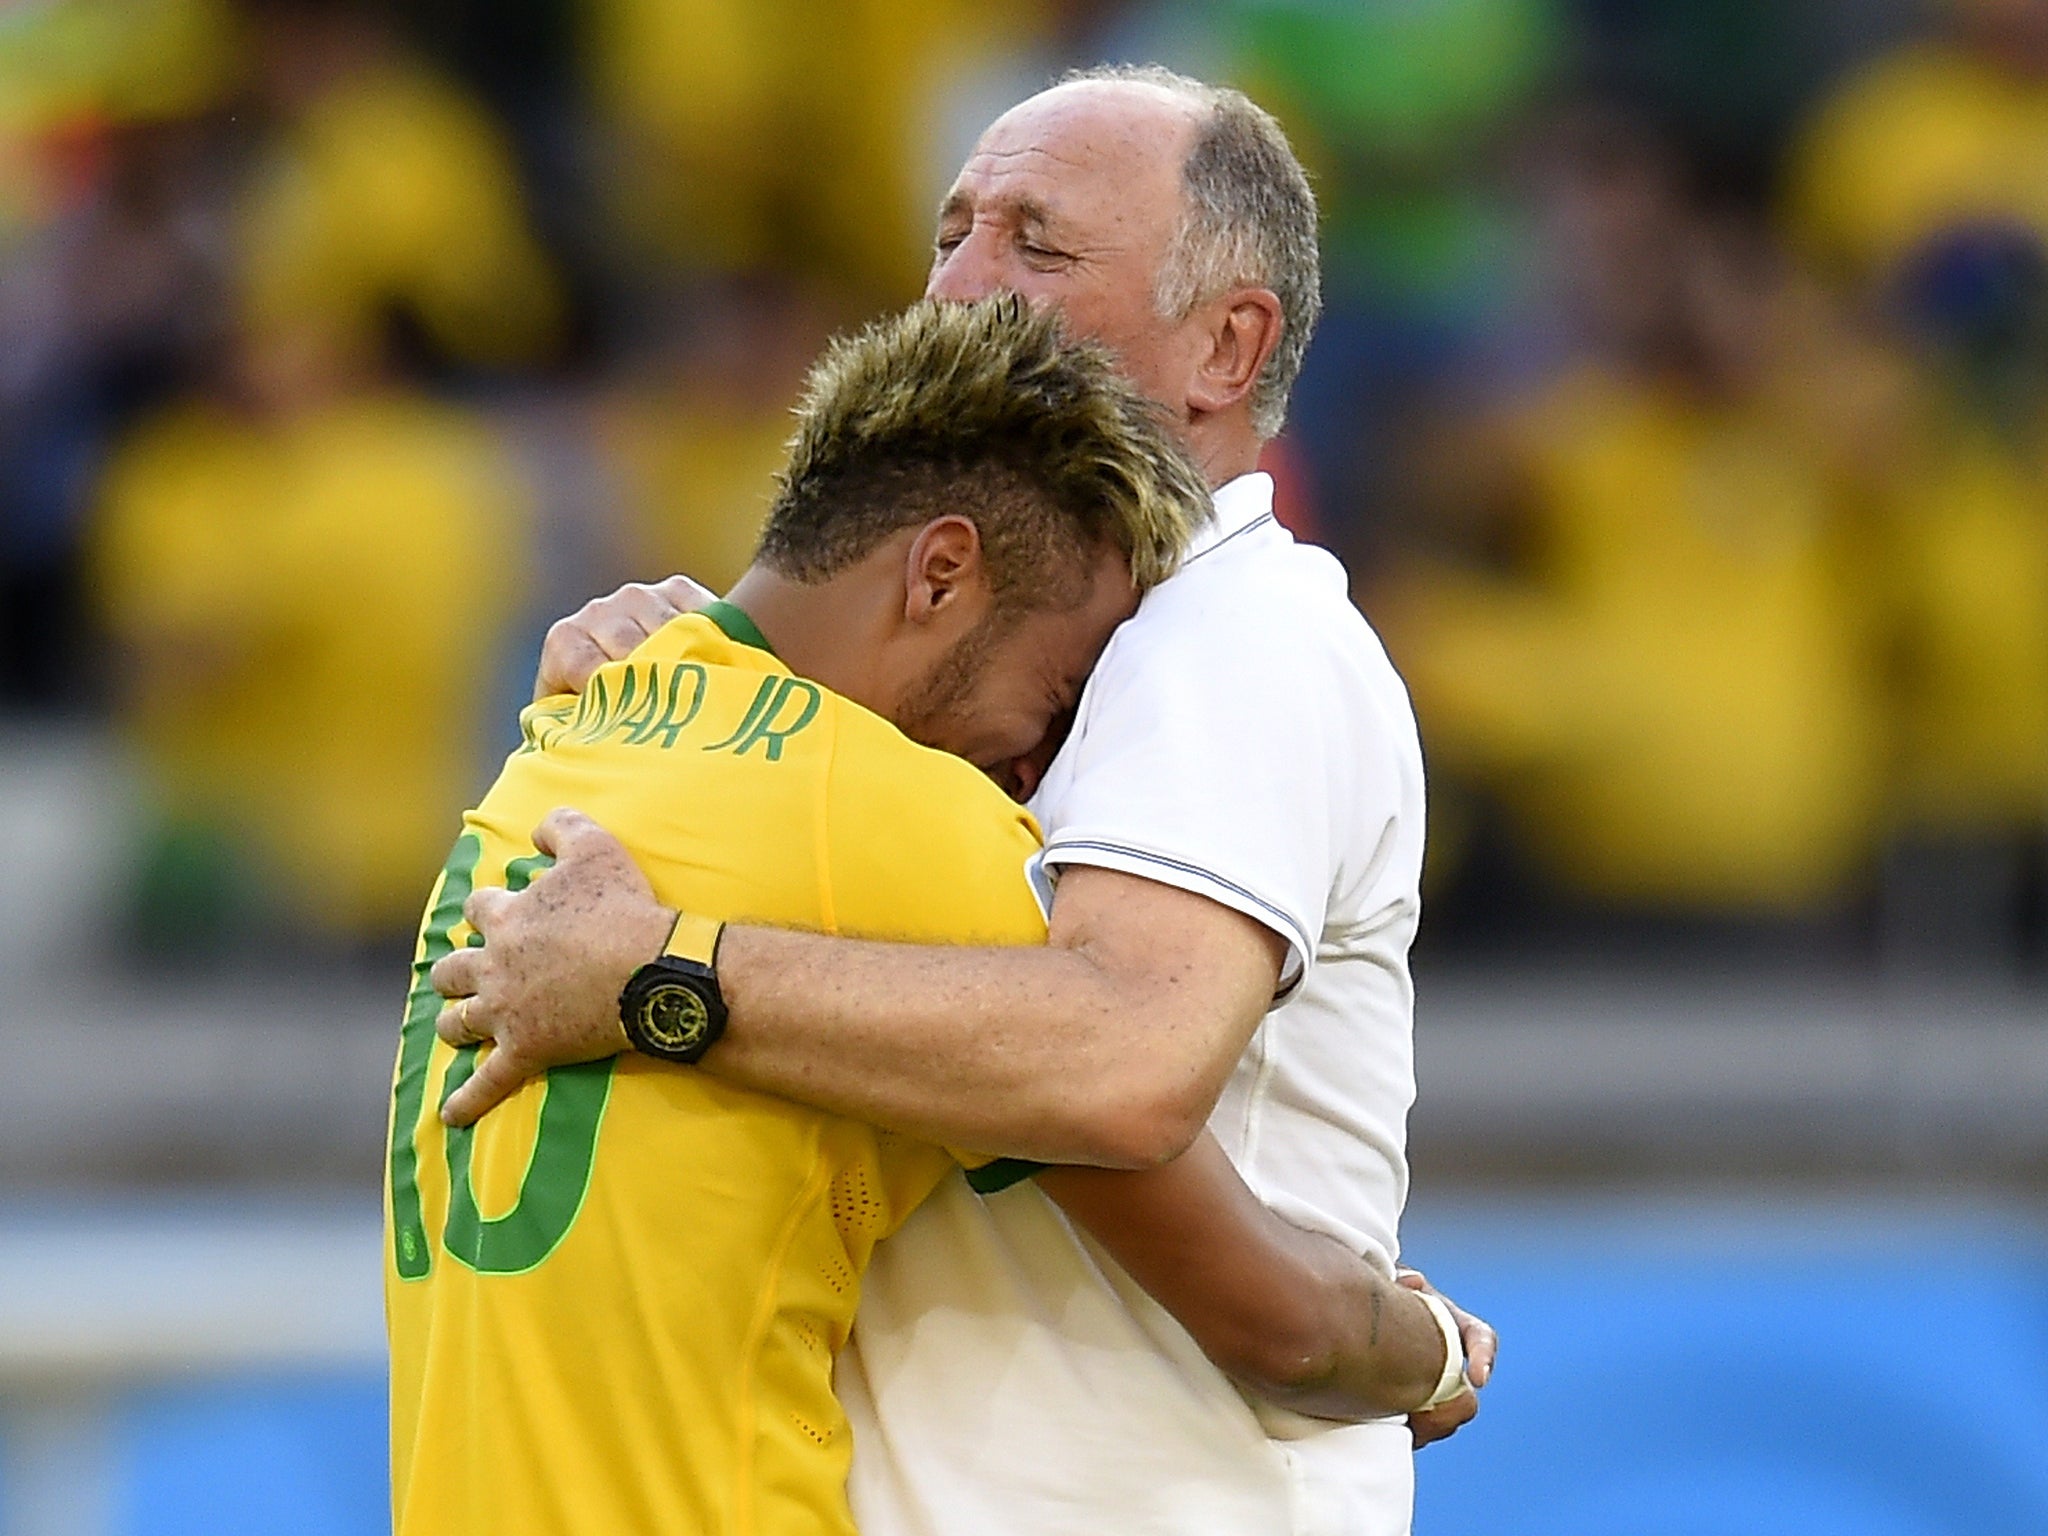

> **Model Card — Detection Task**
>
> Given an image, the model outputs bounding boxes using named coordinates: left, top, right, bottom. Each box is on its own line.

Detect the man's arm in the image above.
left=1040, top=1134, right=1470, bottom=1422
left=433, top=809, right=1280, bottom=1168
left=704, top=864, right=1283, bottom=1167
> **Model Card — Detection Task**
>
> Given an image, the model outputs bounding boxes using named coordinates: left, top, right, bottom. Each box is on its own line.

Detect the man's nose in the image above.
left=926, top=230, right=1009, bottom=302
left=1005, top=706, right=1074, bottom=802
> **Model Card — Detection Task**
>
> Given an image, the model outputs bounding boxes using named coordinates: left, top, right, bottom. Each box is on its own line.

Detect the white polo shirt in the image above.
left=839, top=472, right=1428, bottom=1536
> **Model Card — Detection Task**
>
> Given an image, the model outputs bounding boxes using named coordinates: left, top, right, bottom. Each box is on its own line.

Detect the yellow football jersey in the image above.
left=385, top=605, right=1048, bottom=1536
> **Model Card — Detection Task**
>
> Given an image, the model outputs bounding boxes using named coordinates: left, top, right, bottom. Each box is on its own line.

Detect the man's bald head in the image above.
left=1051, top=67, right=1322, bottom=438
left=928, top=66, right=1320, bottom=479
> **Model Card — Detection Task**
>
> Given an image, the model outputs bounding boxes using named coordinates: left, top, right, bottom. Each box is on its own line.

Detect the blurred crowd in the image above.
left=1, top=0, right=2044, bottom=973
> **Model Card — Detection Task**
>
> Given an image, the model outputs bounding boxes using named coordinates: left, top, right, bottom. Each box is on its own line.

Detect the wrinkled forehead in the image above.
left=944, top=82, right=1199, bottom=225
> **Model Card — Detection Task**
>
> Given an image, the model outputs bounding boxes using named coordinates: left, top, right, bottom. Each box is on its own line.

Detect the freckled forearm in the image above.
left=695, top=870, right=1281, bottom=1164
left=700, top=924, right=1191, bottom=1164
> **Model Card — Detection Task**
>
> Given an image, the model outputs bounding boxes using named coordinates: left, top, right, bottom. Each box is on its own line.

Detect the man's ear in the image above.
left=902, top=515, right=986, bottom=626
left=1186, top=287, right=1284, bottom=418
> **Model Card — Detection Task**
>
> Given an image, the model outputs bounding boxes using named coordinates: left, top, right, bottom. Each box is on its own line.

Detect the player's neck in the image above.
left=724, top=566, right=889, bottom=711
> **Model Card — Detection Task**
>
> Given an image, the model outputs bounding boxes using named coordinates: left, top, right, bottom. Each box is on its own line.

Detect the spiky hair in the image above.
left=757, top=295, right=1209, bottom=598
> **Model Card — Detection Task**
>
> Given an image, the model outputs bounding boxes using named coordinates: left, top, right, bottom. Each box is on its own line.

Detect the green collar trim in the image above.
left=702, top=599, right=777, bottom=658
left=964, top=1157, right=1047, bottom=1195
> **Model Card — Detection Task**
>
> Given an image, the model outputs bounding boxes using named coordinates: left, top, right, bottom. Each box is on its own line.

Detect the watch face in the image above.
left=638, top=981, right=712, bottom=1056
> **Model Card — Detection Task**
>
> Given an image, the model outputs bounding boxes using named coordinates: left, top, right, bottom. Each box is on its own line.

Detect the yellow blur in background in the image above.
left=92, top=336, right=526, bottom=937
left=1, top=0, right=2044, bottom=960
left=1, top=5, right=2045, bottom=1536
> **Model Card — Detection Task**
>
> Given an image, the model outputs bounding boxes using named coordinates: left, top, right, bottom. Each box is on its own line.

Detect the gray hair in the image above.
left=1060, top=63, right=1322, bottom=440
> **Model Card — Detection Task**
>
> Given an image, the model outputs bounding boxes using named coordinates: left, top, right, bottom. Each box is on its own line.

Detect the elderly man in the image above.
left=435, top=65, right=1494, bottom=1536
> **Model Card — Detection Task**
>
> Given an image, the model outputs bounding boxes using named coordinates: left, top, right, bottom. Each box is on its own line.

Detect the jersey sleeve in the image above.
left=1036, top=599, right=1361, bottom=990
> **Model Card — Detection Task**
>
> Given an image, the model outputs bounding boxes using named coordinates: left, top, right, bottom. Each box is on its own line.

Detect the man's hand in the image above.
left=1397, top=1268, right=1496, bottom=1449
left=534, top=575, right=714, bottom=700
left=431, top=809, right=675, bottom=1124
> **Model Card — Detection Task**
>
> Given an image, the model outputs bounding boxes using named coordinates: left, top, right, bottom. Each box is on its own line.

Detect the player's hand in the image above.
left=534, top=575, right=715, bottom=701
left=431, top=808, right=676, bottom=1125
left=1397, top=1267, right=1495, bottom=1449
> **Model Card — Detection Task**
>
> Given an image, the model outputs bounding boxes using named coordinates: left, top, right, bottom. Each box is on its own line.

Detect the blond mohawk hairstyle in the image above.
left=759, top=295, right=1210, bottom=597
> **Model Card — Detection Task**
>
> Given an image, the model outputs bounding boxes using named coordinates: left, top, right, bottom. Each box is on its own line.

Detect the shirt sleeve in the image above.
left=1036, top=603, right=1357, bottom=990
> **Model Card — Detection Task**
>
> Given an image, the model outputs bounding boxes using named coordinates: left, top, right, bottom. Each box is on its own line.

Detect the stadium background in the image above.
left=2, top=0, right=2046, bottom=1531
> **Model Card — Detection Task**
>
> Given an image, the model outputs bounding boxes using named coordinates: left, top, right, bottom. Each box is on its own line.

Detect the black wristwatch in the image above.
left=618, top=914, right=728, bottom=1064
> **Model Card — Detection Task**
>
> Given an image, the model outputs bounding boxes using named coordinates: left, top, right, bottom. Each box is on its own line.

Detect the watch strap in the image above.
left=1413, top=1288, right=1471, bottom=1411
left=663, top=911, right=724, bottom=970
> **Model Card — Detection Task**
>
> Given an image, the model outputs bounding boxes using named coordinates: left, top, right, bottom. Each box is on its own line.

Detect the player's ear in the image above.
left=1185, top=286, right=1283, bottom=418
left=902, top=515, right=986, bottom=626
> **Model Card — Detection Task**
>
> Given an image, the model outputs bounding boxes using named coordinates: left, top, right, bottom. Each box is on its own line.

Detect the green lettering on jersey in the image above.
left=517, top=701, right=573, bottom=755
left=733, top=677, right=821, bottom=760
left=389, top=844, right=616, bottom=1283
left=504, top=852, right=554, bottom=890
left=439, top=1053, right=614, bottom=1275
left=568, top=672, right=611, bottom=740
left=631, top=663, right=708, bottom=748
left=388, top=832, right=481, bottom=1281
left=521, top=659, right=815, bottom=764
left=701, top=675, right=778, bottom=754
left=591, top=664, right=639, bottom=740
left=702, top=676, right=821, bottom=761
left=610, top=665, right=663, bottom=743
left=437, top=849, right=614, bottom=1276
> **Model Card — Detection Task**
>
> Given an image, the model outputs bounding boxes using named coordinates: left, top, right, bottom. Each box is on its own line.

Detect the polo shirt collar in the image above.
left=1181, top=471, right=1277, bottom=564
